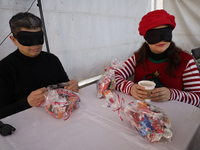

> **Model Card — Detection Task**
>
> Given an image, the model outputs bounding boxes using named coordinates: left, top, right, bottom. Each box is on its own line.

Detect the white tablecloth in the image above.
left=0, top=84, right=200, bottom=150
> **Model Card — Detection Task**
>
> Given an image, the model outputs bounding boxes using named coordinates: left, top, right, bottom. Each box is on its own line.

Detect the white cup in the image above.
left=138, top=80, right=156, bottom=102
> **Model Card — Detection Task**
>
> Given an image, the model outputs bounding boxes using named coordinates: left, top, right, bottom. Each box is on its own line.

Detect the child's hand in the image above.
left=150, top=87, right=171, bottom=102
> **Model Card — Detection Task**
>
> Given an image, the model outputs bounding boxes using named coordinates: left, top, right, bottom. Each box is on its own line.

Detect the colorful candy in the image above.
left=124, top=101, right=173, bottom=143
left=40, top=84, right=81, bottom=120
left=103, top=94, right=173, bottom=143
left=96, top=59, right=124, bottom=98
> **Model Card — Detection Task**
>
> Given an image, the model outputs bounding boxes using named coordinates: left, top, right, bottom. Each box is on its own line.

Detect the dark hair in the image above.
left=136, top=41, right=182, bottom=77
left=9, top=12, right=42, bottom=35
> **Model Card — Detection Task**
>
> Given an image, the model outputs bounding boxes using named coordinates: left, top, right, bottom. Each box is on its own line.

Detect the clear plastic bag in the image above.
left=40, top=83, right=81, bottom=120
left=96, top=59, right=124, bottom=98
left=104, top=96, right=173, bottom=143
left=124, top=101, right=173, bottom=143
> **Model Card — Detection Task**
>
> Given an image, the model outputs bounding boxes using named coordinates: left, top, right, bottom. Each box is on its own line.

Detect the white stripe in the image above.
left=124, top=63, right=132, bottom=77
left=185, top=92, right=189, bottom=104
left=190, top=94, right=196, bottom=105
left=127, top=82, right=134, bottom=93
left=183, top=76, right=200, bottom=81
left=173, top=89, right=179, bottom=101
left=132, top=55, right=136, bottom=66
left=178, top=90, right=183, bottom=102
left=120, top=82, right=124, bottom=92
left=133, top=55, right=137, bottom=67
left=184, top=92, right=190, bottom=103
left=184, top=59, right=195, bottom=71
left=117, top=69, right=127, bottom=79
left=184, top=81, right=200, bottom=85
left=170, top=89, right=175, bottom=100
left=126, top=60, right=134, bottom=75
left=123, top=68, right=130, bottom=79
left=184, top=86, right=200, bottom=90
left=115, top=79, right=123, bottom=85
left=183, top=70, right=199, bottom=76
left=185, top=64, right=197, bottom=72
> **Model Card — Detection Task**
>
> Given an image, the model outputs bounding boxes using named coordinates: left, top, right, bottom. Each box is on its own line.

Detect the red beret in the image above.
left=138, top=9, right=176, bottom=37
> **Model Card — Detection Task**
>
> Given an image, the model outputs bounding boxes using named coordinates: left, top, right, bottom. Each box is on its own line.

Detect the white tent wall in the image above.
left=0, top=0, right=151, bottom=82
left=163, top=0, right=200, bottom=52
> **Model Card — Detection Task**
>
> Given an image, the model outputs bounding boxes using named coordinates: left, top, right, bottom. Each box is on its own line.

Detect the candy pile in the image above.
left=96, top=58, right=123, bottom=99
left=40, top=84, right=81, bottom=120
left=124, top=101, right=173, bottom=143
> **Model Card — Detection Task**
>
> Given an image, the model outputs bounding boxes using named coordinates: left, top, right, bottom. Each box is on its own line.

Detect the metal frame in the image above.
left=37, top=0, right=50, bottom=53
left=191, top=47, right=200, bottom=73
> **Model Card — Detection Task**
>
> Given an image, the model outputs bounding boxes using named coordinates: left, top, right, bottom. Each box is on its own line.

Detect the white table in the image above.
left=0, top=84, right=200, bottom=150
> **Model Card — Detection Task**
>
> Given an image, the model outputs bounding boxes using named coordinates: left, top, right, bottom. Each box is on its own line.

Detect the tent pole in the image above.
left=154, top=0, right=157, bottom=10
left=37, top=0, right=50, bottom=53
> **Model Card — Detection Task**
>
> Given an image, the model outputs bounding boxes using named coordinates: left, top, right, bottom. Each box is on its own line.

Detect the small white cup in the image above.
left=138, top=80, right=156, bottom=102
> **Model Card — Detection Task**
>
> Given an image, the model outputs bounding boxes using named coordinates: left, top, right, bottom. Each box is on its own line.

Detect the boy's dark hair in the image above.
left=9, top=12, right=42, bottom=35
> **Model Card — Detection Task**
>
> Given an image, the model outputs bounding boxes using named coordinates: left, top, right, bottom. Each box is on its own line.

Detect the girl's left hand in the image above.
left=150, top=87, right=171, bottom=102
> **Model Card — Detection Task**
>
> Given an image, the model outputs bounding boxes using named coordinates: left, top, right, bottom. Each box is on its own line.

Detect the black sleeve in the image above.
left=0, top=72, right=31, bottom=119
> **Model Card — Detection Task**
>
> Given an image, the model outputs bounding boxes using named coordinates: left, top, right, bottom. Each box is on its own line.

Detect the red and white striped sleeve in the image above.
left=169, top=59, right=200, bottom=106
left=115, top=54, right=136, bottom=94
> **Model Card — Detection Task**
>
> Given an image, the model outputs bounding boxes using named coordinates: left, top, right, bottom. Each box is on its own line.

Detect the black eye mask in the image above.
left=145, top=27, right=172, bottom=44
left=14, top=30, right=44, bottom=46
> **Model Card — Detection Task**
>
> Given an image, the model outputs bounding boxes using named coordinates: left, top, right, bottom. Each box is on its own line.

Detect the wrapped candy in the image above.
left=124, top=101, right=173, bottom=143
left=104, top=97, right=173, bottom=143
left=40, top=83, right=81, bottom=120
left=96, top=59, right=124, bottom=98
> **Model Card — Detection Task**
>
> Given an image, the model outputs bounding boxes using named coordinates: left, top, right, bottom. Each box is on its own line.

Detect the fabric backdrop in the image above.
left=163, top=0, right=200, bottom=53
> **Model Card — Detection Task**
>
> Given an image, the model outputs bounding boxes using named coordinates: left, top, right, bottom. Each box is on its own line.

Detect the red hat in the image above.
left=138, top=9, right=176, bottom=37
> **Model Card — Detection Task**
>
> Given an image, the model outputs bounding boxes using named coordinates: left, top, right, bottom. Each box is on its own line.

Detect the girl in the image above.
left=115, top=9, right=200, bottom=107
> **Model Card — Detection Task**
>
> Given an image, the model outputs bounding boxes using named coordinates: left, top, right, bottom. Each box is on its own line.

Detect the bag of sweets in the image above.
left=124, top=100, right=172, bottom=143
left=40, top=82, right=81, bottom=120
left=96, top=58, right=124, bottom=98
left=103, top=92, right=173, bottom=143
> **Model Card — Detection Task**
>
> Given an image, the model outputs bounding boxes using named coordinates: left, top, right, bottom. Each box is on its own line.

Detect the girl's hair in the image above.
left=9, top=12, right=42, bottom=35
left=136, top=41, right=182, bottom=77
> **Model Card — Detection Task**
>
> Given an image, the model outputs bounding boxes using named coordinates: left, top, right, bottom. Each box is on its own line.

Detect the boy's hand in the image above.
left=27, top=87, right=47, bottom=107
left=64, top=79, right=79, bottom=92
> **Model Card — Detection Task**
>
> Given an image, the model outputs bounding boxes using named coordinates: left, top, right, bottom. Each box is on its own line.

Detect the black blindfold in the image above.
left=14, top=30, right=44, bottom=46
left=145, top=27, right=172, bottom=44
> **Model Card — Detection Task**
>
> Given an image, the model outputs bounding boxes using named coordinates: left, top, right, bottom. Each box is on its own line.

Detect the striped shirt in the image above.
left=115, top=51, right=200, bottom=106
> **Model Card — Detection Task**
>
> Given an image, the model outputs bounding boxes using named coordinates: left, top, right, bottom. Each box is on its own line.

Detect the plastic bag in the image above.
left=102, top=90, right=125, bottom=121
left=40, top=83, right=81, bottom=120
left=124, top=101, right=172, bottom=143
left=104, top=96, right=173, bottom=143
left=96, top=59, right=124, bottom=98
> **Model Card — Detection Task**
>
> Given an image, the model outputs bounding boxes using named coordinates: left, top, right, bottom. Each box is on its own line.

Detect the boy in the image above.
left=0, top=12, right=79, bottom=119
